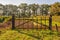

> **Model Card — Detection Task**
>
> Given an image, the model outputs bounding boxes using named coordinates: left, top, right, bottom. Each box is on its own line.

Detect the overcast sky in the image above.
left=0, top=0, right=60, bottom=5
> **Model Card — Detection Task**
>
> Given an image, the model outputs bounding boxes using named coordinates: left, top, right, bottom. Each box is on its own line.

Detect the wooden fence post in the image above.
left=55, top=24, right=58, bottom=32
left=49, top=15, right=52, bottom=30
left=12, top=14, right=15, bottom=30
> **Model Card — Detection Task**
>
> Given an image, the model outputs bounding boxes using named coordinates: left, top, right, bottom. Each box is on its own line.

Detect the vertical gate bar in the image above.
left=23, top=16, right=24, bottom=30
left=49, top=15, right=52, bottom=30
left=28, top=18, right=29, bottom=30
left=27, top=17, right=28, bottom=30
left=36, top=15, right=38, bottom=29
left=37, top=16, right=39, bottom=30
left=40, top=16, right=42, bottom=29
left=45, top=16, right=46, bottom=29
left=32, top=17, right=34, bottom=28
left=37, top=16, right=38, bottom=29
left=32, top=16, right=33, bottom=29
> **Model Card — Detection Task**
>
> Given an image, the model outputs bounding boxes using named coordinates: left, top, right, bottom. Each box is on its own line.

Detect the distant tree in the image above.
left=26, top=5, right=32, bottom=17
left=0, top=4, right=4, bottom=16
left=19, top=3, right=27, bottom=17
left=49, top=2, right=60, bottom=15
left=4, top=4, right=18, bottom=16
left=40, top=4, right=50, bottom=15
left=29, top=4, right=39, bottom=16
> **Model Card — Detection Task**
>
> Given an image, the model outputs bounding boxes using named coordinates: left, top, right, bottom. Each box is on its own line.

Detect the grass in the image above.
left=0, top=16, right=12, bottom=24
left=0, top=29, right=60, bottom=40
left=0, top=30, right=37, bottom=40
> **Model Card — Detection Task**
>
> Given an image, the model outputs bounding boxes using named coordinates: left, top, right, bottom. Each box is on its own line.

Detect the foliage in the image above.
left=29, top=4, right=39, bottom=16
left=40, top=4, right=50, bottom=15
left=49, top=2, right=60, bottom=15
left=19, top=3, right=28, bottom=17
left=0, top=18, right=4, bottom=23
left=0, top=16, right=11, bottom=23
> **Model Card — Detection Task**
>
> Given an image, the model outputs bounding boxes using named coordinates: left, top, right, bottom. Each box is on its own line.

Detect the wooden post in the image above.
left=49, top=15, right=52, bottom=30
left=55, top=24, right=58, bottom=32
left=12, top=14, right=15, bottom=30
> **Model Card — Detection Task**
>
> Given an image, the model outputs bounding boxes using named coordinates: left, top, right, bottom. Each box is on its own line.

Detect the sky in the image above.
left=0, top=0, right=60, bottom=5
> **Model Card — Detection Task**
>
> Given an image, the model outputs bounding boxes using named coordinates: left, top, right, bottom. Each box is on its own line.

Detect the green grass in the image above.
left=0, top=29, right=60, bottom=40
left=0, top=30, right=37, bottom=40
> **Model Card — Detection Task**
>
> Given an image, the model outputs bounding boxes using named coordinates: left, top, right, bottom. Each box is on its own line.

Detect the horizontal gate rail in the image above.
left=16, top=20, right=31, bottom=27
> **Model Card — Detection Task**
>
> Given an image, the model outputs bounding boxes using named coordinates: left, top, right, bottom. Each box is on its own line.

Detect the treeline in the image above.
left=0, top=2, right=60, bottom=17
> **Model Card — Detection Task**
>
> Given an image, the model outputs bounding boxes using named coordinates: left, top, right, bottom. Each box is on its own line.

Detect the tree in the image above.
left=19, top=3, right=27, bottom=17
left=0, top=4, right=4, bottom=16
left=26, top=5, right=32, bottom=17
left=4, top=4, right=18, bottom=16
left=40, top=4, right=50, bottom=15
left=29, top=4, right=39, bottom=16
left=49, top=2, right=60, bottom=15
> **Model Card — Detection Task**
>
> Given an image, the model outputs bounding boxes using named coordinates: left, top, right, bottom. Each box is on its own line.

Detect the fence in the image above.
left=11, top=14, right=58, bottom=31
